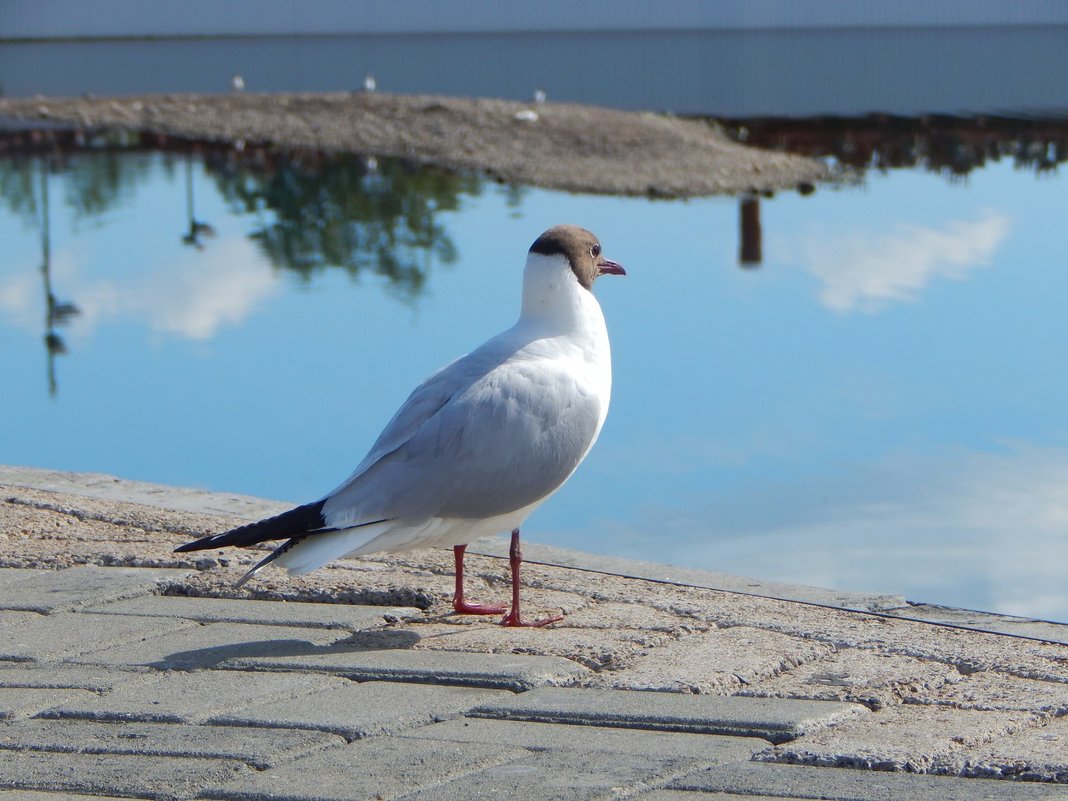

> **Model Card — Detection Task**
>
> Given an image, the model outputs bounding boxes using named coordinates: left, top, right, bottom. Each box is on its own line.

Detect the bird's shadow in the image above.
left=154, top=626, right=422, bottom=671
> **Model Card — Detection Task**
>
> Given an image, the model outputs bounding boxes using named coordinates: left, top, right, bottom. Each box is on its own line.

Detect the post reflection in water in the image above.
left=37, top=158, right=81, bottom=397
left=181, top=154, right=215, bottom=249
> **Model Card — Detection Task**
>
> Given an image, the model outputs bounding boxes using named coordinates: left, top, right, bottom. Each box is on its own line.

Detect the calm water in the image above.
left=2, top=143, right=1066, bottom=622
left=4, top=26, right=1068, bottom=621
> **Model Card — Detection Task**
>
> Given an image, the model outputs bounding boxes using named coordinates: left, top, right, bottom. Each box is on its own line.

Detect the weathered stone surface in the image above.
left=346, top=619, right=674, bottom=672
left=739, top=649, right=958, bottom=709
left=398, top=748, right=707, bottom=801
left=0, top=718, right=345, bottom=769
left=938, top=715, right=1068, bottom=782
left=471, top=687, right=867, bottom=743
left=0, top=750, right=248, bottom=800
left=86, top=594, right=423, bottom=630
left=209, top=680, right=506, bottom=741
left=908, top=671, right=1068, bottom=714
left=205, top=736, right=523, bottom=801
left=0, top=612, right=196, bottom=662
left=38, top=669, right=345, bottom=724
left=0, top=688, right=97, bottom=720
left=0, top=569, right=42, bottom=587
left=0, top=566, right=190, bottom=613
left=670, top=761, right=1068, bottom=799
left=0, top=791, right=132, bottom=801
left=904, top=605, right=1068, bottom=646
left=758, top=704, right=1042, bottom=773
left=0, top=664, right=151, bottom=693
left=75, top=620, right=350, bottom=670
left=224, top=647, right=591, bottom=691
left=403, top=717, right=767, bottom=762
left=589, top=626, right=835, bottom=693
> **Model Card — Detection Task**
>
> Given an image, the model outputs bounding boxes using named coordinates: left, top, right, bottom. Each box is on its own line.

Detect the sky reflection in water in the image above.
left=2, top=148, right=1066, bottom=622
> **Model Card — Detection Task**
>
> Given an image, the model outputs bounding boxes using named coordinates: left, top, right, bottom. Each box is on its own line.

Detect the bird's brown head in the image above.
left=529, top=224, right=626, bottom=291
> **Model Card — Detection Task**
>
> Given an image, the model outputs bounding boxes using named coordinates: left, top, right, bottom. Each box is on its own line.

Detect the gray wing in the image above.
left=322, top=348, right=601, bottom=526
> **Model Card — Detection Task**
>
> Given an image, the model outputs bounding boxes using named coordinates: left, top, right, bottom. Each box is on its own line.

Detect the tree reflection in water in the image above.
left=208, top=150, right=487, bottom=299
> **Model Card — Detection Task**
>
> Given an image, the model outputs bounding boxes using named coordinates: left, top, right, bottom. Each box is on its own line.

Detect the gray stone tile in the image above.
left=0, top=612, right=196, bottom=662
left=397, top=747, right=707, bottom=801
left=0, top=611, right=46, bottom=632
left=471, top=687, right=868, bottom=743
left=204, top=736, right=523, bottom=801
left=0, top=688, right=97, bottom=720
left=0, top=664, right=151, bottom=693
left=223, top=646, right=590, bottom=691
left=759, top=704, right=1040, bottom=773
left=0, top=749, right=248, bottom=800
left=209, top=680, right=506, bottom=741
left=0, top=791, right=132, bottom=801
left=403, top=717, right=767, bottom=761
left=0, top=718, right=345, bottom=769
left=738, top=649, right=956, bottom=710
left=636, top=793, right=794, bottom=801
left=589, top=626, right=834, bottom=693
left=87, top=594, right=423, bottom=630
left=938, top=714, right=1068, bottom=782
left=0, top=569, right=42, bottom=588
left=670, top=761, right=1068, bottom=799
left=38, top=669, right=345, bottom=724
left=903, top=605, right=1068, bottom=646
left=0, top=566, right=191, bottom=613
left=74, top=620, right=351, bottom=670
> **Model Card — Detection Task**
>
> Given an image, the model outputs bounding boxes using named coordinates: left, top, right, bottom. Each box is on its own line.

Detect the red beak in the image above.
left=597, top=258, right=626, bottom=277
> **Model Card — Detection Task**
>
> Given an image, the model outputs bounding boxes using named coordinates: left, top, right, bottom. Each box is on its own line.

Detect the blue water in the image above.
left=2, top=151, right=1067, bottom=622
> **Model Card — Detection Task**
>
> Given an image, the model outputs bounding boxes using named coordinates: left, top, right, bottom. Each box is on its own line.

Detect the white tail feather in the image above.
left=274, top=522, right=392, bottom=575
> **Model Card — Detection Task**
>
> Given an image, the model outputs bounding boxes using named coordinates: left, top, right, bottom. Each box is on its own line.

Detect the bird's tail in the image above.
left=173, top=500, right=328, bottom=553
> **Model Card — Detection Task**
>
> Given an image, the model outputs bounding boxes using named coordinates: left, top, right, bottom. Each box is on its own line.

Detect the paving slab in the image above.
left=637, top=792, right=794, bottom=801
left=669, top=761, right=1068, bottom=799
left=210, top=679, right=505, bottom=741
left=74, top=620, right=352, bottom=670
left=470, top=687, right=868, bottom=743
left=0, top=664, right=151, bottom=693
left=86, top=594, right=423, bottom=630
left=351, top=619, right=674, bottom=672
left=0, top=611, right=197, bottom=662
left=907, top=671, right=1068, bottom=714
left=0, top=792, right=132, bottom=801
left=904, top=605, right=1068, bottom=646
left=0, top=688, right=97, bottom=720
left=38, top=669, right=345, bottom=724
left=938, top=715, right=1068, bottom=782
left=204, top=736, right=524, bottom=801
left=0, top=718, right=345, bottom=769
left=403, top=717, right=768, bottom=761
left=758, top=704, right=1041, bottom=773
left=0, top=749, right=249, bottom=800
left=397, top=747, right=711, bottom=801
left=0, top=570, right=43, bottom=588
left=588, top=626, right=834, bottom=693
left=0, top=611, right=47, bottom=633
left=223, top=646, right=591, bottom=691
left=738, top=648, right=958, bottom=710
left=0, top=565, right=191, bottom=613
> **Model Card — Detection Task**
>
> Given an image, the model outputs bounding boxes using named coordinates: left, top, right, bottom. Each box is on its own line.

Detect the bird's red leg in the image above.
left=500, top=528, right=563, bottom=627
left=452, top=544, right=507, bottom=615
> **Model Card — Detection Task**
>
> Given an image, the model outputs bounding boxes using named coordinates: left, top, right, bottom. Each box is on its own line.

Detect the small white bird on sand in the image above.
left=176, top=225, right=625, bottom=626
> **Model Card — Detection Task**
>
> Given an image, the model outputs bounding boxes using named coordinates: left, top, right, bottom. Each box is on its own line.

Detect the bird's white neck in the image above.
left=518, top=252, right=605, bottom=336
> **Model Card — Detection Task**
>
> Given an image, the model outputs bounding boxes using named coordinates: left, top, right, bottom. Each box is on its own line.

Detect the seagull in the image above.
left=175, top=225, right=625, bottom=626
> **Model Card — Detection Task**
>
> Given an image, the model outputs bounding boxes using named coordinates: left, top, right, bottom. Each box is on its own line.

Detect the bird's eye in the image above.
left=590, top=244, right=601, bottom=258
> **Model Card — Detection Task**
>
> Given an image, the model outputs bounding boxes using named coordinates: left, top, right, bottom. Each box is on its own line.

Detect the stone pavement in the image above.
left=1, top=467, right=1067, bottom=800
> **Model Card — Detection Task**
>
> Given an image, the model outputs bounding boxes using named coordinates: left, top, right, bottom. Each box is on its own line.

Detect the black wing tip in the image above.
left=172, top=500, right=326, bottom=554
